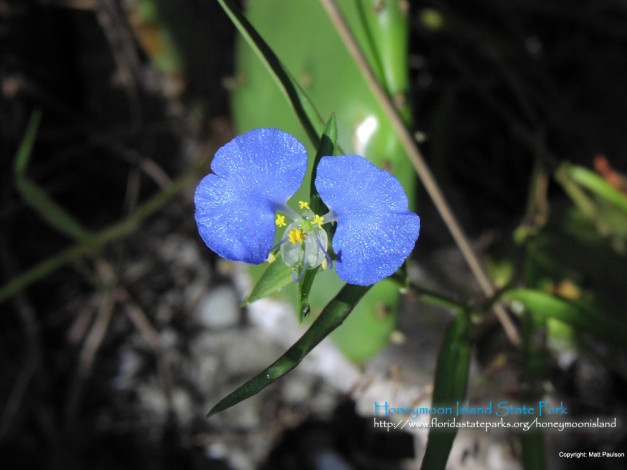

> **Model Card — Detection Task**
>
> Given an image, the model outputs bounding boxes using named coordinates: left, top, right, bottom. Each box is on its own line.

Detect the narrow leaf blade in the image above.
left=14, top=110, right=42, bottom=177
left=217, top=0, right=325, bottom=148
left=504, top=288, right=627, bottom=343
left=13, top=110, right=90, bottom=241
left=521, top=432, right=546, bottom=470
left=562, top=162, right=627, bottom=214
left=208, top=283, right=370, bottom=417
left=16, top=177, right=91, bottom=242
left=297, top=267, right=317, bottom=322
left=310, top=113, right=338, bottom=216
left=520, top=310, right=547, bottom=470
left=421, top=312, right=471, bottom=470
left=243, top=260, right=294, bottom=305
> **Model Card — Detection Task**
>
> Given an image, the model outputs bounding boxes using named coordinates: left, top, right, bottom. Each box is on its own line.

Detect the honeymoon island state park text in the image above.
left=374, top=401, right=569, bottom=419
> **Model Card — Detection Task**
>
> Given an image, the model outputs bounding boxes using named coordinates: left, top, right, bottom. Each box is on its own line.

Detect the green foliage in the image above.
left=13, top=111, right=41, bottom=177
left=243, top=260, right=294, bottom=306
left=310, top=113, right=338, bottom=215
left=5, top=3, right=626, bottom=469
left=217, top=0, right=326, bottom=147
left=208, top=283, right=370, bottom=417
left=132, top=0, right=183, bottom=74
left=230, top=0, right=414, bottom=362
left=218, top=1, right=627, bottom=465
left=520, top=310, right=546, bottom=470
left=420, top=312, right=471, bottom=470
left=13, top=112, right=91, bottom=242
left=555, top=162, right=627, bottom=252
left=560, top=162, right=627, bottom=214
left=419, top=8, right=445, bottom=32
left=505, top=289, right=627, bottom=343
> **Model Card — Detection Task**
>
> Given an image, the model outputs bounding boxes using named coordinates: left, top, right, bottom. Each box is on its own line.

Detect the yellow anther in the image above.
left=288, top=228, right=307, bottom=244
left=321, top=258, right=328, bottom=271
left=275, top=214, right=286, bottom=227
left=267, top=252, right=276, bottom=264
left=312, top=214, right=325, bottom=229
left=298, top=201, right=310, bottom=210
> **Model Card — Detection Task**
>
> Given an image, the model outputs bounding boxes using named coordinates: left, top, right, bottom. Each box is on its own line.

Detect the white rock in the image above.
left=196, top=285, right=240, bottom=329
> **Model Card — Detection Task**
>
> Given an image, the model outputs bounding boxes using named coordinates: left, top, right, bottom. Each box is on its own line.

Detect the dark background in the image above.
left=1, top=1, right=626, bottom=469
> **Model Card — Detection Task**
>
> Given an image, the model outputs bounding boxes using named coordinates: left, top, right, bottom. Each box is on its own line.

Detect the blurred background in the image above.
left=1, top=1, right=626, bottom=469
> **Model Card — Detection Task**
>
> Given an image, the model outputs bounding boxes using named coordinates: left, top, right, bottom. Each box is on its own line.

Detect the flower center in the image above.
left=269, top=201, right=334, bottom=282
left=288, top=228, right=307, bottom=244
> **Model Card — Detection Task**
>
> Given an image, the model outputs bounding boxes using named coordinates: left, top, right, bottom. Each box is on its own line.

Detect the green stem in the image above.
left=408, top=283, right=469, bottom=314
left=356, top=0, right=411, bottom=123
left=0, top=156, right=209, bottom=305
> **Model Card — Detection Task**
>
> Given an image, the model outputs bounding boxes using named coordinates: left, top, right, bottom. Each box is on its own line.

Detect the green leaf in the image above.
left=329, top=279, right=399, bottom=362
left=13, top=112, right=90, bottom=242
left=560, top=162, right=627, bottom=214
left=520, top=310, right=546, bottom=470
left=243, top=260, right=294, bottom=305
left=297, top=268, right=317, bottom=322
left=356, top=0, right=411, bottom=123
left=230, top=0, right=415, bottom=202
left=208, top=283, right=370, bottom=417
left=14, top=110, right=42, bottom=177
left=504, top=289, right=627, bottom=343
left=310, top=112, right=338, bottom=216
left=15, top=179, right=91, bottom=242
left=521, top=310, right=546, bottom=396
left=421, top=312, right=471, bottom=470
left=521, top=431, right=546, bottom=470
left=216, top=0, right=325, bottom=148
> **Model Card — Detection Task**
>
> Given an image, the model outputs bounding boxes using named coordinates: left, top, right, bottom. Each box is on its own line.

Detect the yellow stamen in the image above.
left=275, top=214, right=286, bottom=227
left=298, top=201, right=310, bottom=210
left=321, top=258, right=328, bottom=271
left=267, top=252, right=276, bottom=264
left=312, top=214, right=325, bottom=229
left=288, top=228, right=307, bottom=244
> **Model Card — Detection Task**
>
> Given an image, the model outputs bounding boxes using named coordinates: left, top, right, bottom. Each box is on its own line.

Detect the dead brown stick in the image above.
left=319, top=0, right=520, bottom=345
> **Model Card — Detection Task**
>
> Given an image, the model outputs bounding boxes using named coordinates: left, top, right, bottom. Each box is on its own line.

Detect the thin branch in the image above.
left=0, top=225, right=42, bottom=439
left=114, top=287, right=174, bottom=402
left=64, top=268, right=115, bottom=424
left=96, top=0, right=143, bottom=127
left=319, top=0, right=520, bottom=345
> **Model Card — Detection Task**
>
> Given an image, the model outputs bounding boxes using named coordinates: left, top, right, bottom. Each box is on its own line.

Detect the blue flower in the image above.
left=194, top=128, right=420, bottom=286
left=194, top=128, right=307, bottom=264
left=315, top=155, right=420, bottom=285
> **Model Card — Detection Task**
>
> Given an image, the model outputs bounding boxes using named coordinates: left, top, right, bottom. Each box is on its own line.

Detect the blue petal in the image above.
left=315, top=155, right=420, bottom=285
left=194, top=129, right=307, bottom=264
